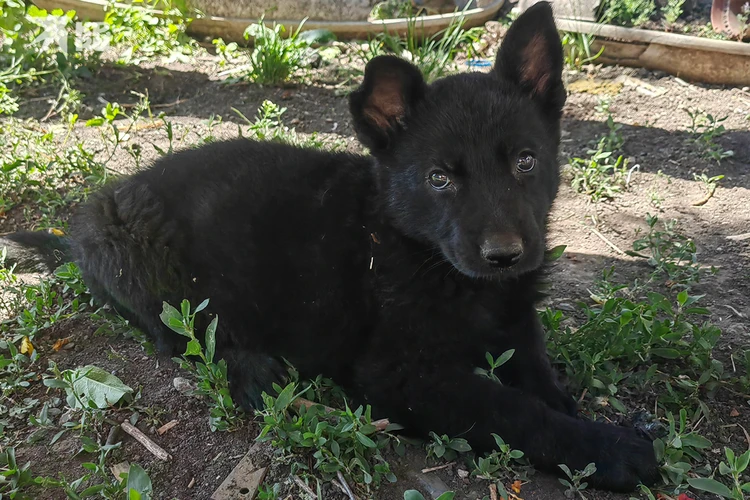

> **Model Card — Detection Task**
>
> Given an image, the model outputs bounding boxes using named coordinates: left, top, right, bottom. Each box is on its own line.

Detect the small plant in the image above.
left=662, top=0, right=686, bottom=24
left=212, top=37, right=241, bottom=67
left=629, top=214, right=709, bottom=287
left=559, top=462, right=597, bottom=499
left=568, top=146, right=629, bottom=202
left=256, top=381, right=398, bottom=491
left=475, top=349, right=515, bottom=384
left=0, top=120, right=107, bottom=227
left=693, top=172, right=724, bottom=205
left=472, top=434, right=528, bottom=499
left=0, top=446, right=39, bottom=497
left=688, top=446, right=750, bottom=499
left=243, top=16, right=312, bottom=85
left=686, top=109, right=733, bottom=163
left=161, top=299, right=243, bottom=431
left=104, top=0, right=197, bottom=64
left=404, top=490, right=455, bottom=500
left=43, top=363, right=134, bottom=436
left=543, top=284, right=723, bottom=413
left=234, top=100, right=326, bottom=149
left=599, top=0, right=656, bottom=27
left=36, top=441, right=154, bottom=499
left=653, top=408, right=712, bottom=489
left=425, top=432, right=472, bottom=461
left=560, top=31, right=604, bottom=70
left=257, top=482, right=282, bottom=500
left=378, top=7, right=482, bottom=81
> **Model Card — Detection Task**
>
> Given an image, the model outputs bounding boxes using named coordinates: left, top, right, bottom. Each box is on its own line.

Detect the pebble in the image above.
left=173, top=377, right=196, bottom=395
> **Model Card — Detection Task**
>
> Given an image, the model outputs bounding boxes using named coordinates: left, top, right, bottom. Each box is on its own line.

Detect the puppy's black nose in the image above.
left=480, top=235, right=524, bottom=268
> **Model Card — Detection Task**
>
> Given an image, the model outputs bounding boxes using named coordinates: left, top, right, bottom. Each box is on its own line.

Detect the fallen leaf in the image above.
left=52, top=337, right=71, bottom=352
left=51, top=228, right=65, bottom=236
left=677, top=493, right=694, bottom=500
left=511, top=480, right=522, bottom=493
left=567, top=78, right=623, bottom=95
left=20, top=336, right=34, bottom=356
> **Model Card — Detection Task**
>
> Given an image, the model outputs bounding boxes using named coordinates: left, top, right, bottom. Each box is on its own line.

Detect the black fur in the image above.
left=0, top=3, right=658, bottom=491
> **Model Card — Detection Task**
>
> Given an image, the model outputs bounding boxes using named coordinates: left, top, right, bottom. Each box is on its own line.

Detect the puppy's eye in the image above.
left=516, top=152, right=537, bottom=173
left=428, top=171, right=452, bottom=190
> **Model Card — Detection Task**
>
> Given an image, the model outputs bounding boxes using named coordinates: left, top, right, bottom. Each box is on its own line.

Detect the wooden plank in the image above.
left=32, top=0, right=505, bottom=42
left=210, top=453, right=267, bottom=500
left=557, top=18, right=750, bottom=56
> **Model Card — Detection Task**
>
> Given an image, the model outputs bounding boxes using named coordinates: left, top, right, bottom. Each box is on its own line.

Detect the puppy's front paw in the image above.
left=585, top=424, right=660, bottom=492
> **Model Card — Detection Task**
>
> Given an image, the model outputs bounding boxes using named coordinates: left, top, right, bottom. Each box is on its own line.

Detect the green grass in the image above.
left=560, top=31, right=605, bottom=70
left=567, top=100, right=630, bottom=202
left=598, top=0, right=657, bottom=27
left=376, top=7, right=482, bottom=82
left=686, top=109, right=734, bottom=164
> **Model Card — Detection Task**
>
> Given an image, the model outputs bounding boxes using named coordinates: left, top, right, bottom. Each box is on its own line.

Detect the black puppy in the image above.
left=1, top=3, right=658, bottom=491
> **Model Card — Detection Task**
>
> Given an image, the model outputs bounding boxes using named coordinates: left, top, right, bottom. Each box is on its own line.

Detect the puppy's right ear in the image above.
left=349, top=55, right=426, bottom=151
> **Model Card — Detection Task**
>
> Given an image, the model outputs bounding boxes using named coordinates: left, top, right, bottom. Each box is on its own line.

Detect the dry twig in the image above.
left=121, top=421, right=171, bottom=461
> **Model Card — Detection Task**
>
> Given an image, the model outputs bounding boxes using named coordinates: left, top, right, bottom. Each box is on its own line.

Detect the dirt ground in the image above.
left=3, top=28, right=750, bottom=500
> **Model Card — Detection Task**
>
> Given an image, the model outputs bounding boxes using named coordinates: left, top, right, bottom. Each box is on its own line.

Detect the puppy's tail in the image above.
left=0, top=230, right=71, bottom=273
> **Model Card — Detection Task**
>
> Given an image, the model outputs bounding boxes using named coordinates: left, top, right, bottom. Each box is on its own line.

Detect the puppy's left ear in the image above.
left=349, top=55, right=427, bottom=151
left=494, top=2, right=565, bottom=119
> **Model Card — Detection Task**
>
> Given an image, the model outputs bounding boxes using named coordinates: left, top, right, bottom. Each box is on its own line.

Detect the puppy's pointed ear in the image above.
left=349, top=55, right=426, bottom=151
left=494, top=2, right=565, bottom=118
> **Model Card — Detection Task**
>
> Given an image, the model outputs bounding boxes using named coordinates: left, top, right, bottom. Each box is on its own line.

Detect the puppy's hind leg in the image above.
left=69, top=182, right=190, bottom=355
left=218, top=347, right=290, bottom=411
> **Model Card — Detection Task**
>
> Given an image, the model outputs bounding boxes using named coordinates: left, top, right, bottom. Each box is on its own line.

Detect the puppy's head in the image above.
left=350, top=2, right=565, bottom=279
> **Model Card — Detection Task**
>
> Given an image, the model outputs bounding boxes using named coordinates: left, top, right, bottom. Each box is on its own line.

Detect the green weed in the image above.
left=567, top=102, right=629, bottom=202
left=104, top=0, right=196, bottom=64
left=377, top=7, right=482, bottom=82
left=405, top=490, right=455, bottom=500
left=233, top=100, right=340, bottom=150
left=568, top=146, right=629, bottom=202
left=599, top=0, right=656, bottom=27
left=471, top=434, right=529, bottom=499
left=629, top=214, right=712, bottom=287
left=662, top=0, right=686, bottom=24
left=686, top=109, right=733, bottom=163
left=559, top=462, right=597, bottom=499
left=688, top=446, right=750, bottom=499
left=425, top=432, right=472, bottom=461
left=560, top=32, right=604, bottom=70
left=543, top=286, right=722, bottom=414
left=160, top=299, right=243, bottom=432
left=242, top=17, right=312, bottom=85
left=474, top=349, right=515, bottom=384
left=256, top=381, right=399, bottom=492
left=0, top=446, right=39, bottom=498
left=0, top=120, right=107, bottom=228
left=652, top=408, right=712, bottom=491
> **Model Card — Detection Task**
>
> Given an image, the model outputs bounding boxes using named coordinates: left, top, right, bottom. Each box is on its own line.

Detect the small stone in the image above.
left=730, top=408, right=740, bottom=417
left=457, top=468, right=469, bottom=479
left=173, top=377, right=196, bottom=395
left=557, top=302, right=575, bottom=312
left=290, top=118, right=301, bottom=125
left=63, top=342, right=75, bottom=350
left=58, top=409, right=76, bottom=426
